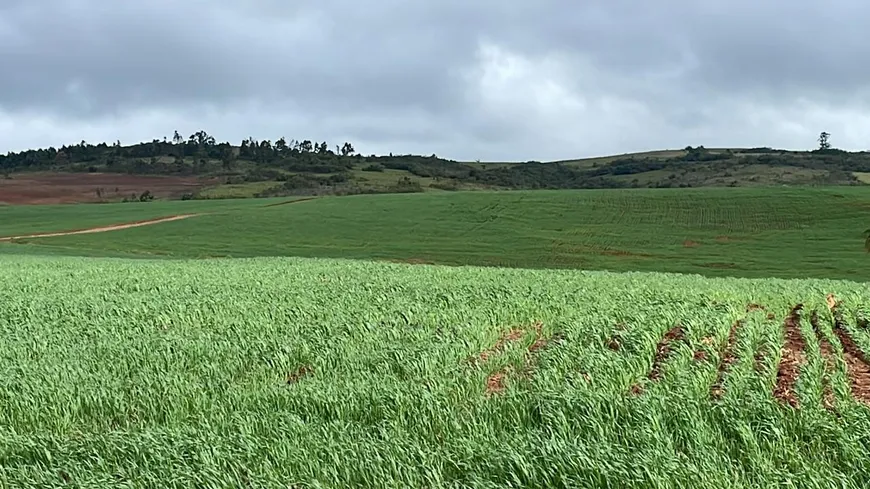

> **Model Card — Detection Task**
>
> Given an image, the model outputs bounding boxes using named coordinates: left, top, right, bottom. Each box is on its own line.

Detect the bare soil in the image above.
left=648, top=326, right=686, bottom=381
left=828, top=297, right=870, bottom=405
left=0, top=172, right=217, bottom=204
left=471, top=327, right=526, bottom=365
left=711, top=320, right=743, bottom=400
left=630, top=325, right=686, bottom=394
left=485, top=322, right=565, bottom=396
left=0, top=214, right=199, bottom=241
left=774, top=304, right=806, bottom=408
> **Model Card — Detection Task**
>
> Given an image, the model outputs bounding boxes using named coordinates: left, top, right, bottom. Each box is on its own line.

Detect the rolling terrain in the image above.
left=2, top=134, right=870, bottom=204
left=2, top=187, right=869, bottom=280
left=3, top=152, right=870, bottom=487
left=1, top=255, right=869, bottom=487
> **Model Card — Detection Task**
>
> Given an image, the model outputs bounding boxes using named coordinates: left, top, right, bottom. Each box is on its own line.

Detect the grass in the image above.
left=0, top=198, right=286, bottom=237
left=4, top=187, right=870, bottom=281
left=1, top=255, right=868, bottom=487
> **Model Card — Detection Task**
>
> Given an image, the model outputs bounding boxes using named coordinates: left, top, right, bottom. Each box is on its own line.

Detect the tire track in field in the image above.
left=827, top=295, right=870, bottom=405
left=809, top=310, right=837, bottom=411
left=262, top=196, right=318, bottom=207
left=0, top=214, right=200, bottom=241
left=471, top=321, right=564, bottom=397
left=630, top=325, right=686, bottom=395
left=774, top=304, right=806, bottom=408
left=711, top=319, right=744, bottom=400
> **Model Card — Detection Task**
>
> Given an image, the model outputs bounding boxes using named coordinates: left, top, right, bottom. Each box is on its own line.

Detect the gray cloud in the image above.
left=2, top=0, right=869, bottom=160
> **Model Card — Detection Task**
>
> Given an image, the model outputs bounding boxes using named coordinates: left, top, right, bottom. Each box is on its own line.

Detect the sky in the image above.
left=2, top=0, right=869, bottom=161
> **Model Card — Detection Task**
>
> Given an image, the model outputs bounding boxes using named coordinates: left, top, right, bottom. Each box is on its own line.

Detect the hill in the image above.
left=3, top=187, right=870, bottom=281
left=2, top=132, right=869, bottom=204
left=2, top=254, right=869, bottom=487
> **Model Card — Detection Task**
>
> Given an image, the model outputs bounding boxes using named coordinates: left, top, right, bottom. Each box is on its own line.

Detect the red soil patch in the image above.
left=0, top=172, right=217, bottom=204
left=471, top=327, right=526, bottom=365
left=263, top=196, right=318, bottom=207
left=774, top=305, right=806, bottom=408
left=648, top=326, right=686, bottom=381
left=711, top=320, right=743, bottom=399
left=828, top=295, right=870, bottom=405
left=683, top=240, right=700, bottom=248
left=484, top=322, right=565, bottom=396
left=485, top=370, right=509, bottom=396
left=809, top=310, right=837, bottom=411
left=746, top=303, right=766, bottom=312
left=630, top=326, right=686, bottom=394
left=693, top=350, right=708, bottom=362
left=715, top=236, right=733, bottom=243
left=285, top=365, right=313, bottom=384
left=0, top=214, right=200, bottom=241
left=606, top=337, right=622, bottom=351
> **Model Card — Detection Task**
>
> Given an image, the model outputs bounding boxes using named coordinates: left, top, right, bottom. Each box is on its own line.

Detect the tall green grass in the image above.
left=1, top=255, right=869, bottom=487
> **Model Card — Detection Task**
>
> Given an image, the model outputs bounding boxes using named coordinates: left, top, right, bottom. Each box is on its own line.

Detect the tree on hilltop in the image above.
left=818, top=131, right=831, bottom=150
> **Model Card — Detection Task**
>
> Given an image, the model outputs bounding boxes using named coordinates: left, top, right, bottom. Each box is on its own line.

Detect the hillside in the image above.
left=3, top=187, right=870, bottom=281
left=2, top=132, right=869, bottom=203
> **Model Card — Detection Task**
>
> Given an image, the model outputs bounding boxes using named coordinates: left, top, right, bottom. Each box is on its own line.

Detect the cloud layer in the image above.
left=2, top=0, right=869, bottom=160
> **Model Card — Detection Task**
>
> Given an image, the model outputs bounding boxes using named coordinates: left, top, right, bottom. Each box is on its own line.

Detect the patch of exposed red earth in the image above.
left=471, top=327, right=526, bottom=365
left=485, top=322, right=566, bottom=396
left=810, top=310, right=837, bottom=411
left=711, top=320, right=743, bottom=400
left=0, top=172, right=217, bottom=204
left=773, top=305, right=806, bottom=408
left=746, top=303, right=766, bottom=312
left=630, top=325, right=686, bottom=395
left=828, top=295, right=870, bottom=405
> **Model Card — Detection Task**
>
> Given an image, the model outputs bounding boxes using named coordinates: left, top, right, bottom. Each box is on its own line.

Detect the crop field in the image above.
left=2, top=255, right=870, bottom=487
left=3, top=187, right=870, bottom=280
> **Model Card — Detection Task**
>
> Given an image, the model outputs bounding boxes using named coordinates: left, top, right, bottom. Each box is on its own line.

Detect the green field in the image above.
left=1, top=256, right=869, bottom=487
left=3, top=187, right=870, bottom=280
left=3, top=187, right=870, bottom=487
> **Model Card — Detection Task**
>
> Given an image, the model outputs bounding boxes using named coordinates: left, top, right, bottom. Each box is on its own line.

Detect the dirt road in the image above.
left=0, top=214, right=200, bottom=241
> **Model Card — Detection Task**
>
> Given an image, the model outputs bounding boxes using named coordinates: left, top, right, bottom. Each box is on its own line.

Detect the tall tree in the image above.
left=340, top=142, right=355, bottom=156
left=818, top=131, right=831, bottom=150
left=172, top=130, right=183, bottom=145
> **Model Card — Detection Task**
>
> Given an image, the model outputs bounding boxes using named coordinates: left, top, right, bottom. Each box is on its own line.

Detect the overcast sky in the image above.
left=1, top=0, right=869, bottom=161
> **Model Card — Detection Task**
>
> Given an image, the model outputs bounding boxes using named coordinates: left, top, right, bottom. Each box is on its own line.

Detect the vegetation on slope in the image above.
left=1, top=255, right=869, bottom=487
left=4, top=187, right=870, bottom=281
left=2, top=130, right=869, bottom=200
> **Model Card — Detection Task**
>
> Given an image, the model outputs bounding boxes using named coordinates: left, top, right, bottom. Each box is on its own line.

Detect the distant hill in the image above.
left=2, top=132, right=869, bottom=203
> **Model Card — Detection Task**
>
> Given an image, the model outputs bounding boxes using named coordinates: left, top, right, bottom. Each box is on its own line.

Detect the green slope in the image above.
left=1, top=255, right=869, bottom=487
left=4, top=187, right=870, bottom=281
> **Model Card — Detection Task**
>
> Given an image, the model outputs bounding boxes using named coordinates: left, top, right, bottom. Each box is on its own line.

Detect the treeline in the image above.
left=2, top=132, right=869, bottom=195
left=0, top=130, right=360, bottom=174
